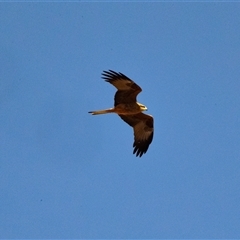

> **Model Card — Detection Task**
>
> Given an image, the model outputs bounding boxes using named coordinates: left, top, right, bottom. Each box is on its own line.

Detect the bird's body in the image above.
left=90, top=102, right=145, bottom=115
left=88, top=70, right=154, bottom=157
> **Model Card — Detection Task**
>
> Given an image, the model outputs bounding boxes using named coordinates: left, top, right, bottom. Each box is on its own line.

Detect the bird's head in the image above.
left=138, top=102, right=147, bottom=112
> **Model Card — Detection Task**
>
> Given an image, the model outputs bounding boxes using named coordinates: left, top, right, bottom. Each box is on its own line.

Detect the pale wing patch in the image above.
left=133, top=119, right=153, bottom=157
left=134, top=121, right=153, bottom=141
left=109, top=79, right=134, bottom=90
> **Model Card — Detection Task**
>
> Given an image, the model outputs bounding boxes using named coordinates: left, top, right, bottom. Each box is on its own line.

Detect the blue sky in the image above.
left=1, top=2, right=240, bottom=239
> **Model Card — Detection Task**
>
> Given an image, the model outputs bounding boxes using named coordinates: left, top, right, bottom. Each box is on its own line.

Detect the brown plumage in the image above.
left=88, top=70, right=154, bottom=157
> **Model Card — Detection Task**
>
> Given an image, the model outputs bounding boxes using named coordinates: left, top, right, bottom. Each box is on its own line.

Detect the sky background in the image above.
left=1, top=2, right=240, bottom=239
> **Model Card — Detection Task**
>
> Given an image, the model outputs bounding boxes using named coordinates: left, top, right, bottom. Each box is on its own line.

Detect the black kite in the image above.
left=88, top=70, right=154, bottom=157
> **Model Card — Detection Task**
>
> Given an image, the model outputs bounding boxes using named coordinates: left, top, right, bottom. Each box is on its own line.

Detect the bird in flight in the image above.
left=88, top=70, right=154, bottom=157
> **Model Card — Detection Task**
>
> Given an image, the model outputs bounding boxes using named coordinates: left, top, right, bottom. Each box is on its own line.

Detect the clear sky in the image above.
left=1, top=2, right=240, bottom=239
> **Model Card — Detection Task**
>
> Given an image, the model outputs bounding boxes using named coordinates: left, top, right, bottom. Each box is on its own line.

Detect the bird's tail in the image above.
left=88, top=108, right=114, bottom=115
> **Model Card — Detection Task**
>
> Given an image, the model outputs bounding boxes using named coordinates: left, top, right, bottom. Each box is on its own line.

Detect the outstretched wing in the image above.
left=119, top=113, right=154, bottom=157
left=102, top=70, right=142, bottom=106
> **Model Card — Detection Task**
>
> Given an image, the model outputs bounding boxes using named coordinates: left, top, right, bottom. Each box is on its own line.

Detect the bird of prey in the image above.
left=88, top=70, right=154, bottom=157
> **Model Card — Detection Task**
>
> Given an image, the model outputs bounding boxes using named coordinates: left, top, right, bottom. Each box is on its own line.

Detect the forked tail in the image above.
left=88, top=108, right=114, bottom=115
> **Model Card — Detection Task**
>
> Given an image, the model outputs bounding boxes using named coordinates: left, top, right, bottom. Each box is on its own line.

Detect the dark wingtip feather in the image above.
left=101, top=70, right=131, bottom=82
left=132, top=132, right=154, bottom=157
